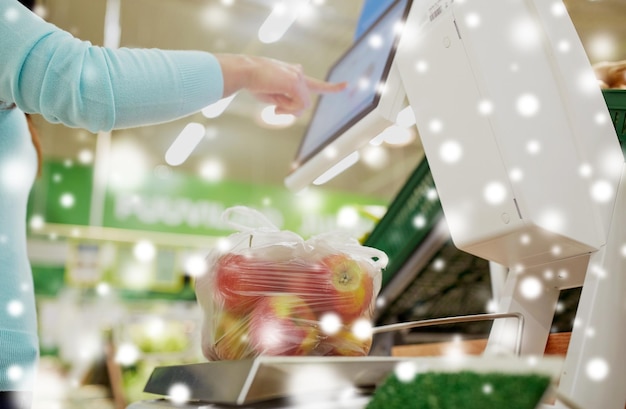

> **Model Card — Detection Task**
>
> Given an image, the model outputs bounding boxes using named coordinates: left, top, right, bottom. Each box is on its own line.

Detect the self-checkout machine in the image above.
left=128, top=0, right=625, bottom=408
left=389, top=0, right=626, bottom=408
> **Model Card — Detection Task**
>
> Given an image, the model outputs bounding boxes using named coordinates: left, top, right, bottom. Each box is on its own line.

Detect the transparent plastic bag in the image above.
left=195, top=206, right=388, bottom=361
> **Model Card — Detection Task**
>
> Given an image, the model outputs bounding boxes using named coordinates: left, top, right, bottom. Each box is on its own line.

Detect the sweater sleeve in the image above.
left=0, top=0, right=224, bottom=133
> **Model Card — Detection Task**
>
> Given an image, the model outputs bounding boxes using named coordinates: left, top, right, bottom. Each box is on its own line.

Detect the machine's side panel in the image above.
left=396, top=0, right=622, bottom=267
left=395, top=3, right=524, bottom=259
left=530, top=0, right=623, bottom=236
left=452, top=0, right=621, bottom=250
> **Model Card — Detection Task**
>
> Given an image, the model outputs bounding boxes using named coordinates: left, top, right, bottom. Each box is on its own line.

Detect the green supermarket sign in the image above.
left=29, top=161, right=386, bottom=239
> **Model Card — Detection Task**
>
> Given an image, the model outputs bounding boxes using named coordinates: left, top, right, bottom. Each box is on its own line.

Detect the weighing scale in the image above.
left=127, top=355, right=563, bottom=409
left=131, top=0, right=626, bottom=407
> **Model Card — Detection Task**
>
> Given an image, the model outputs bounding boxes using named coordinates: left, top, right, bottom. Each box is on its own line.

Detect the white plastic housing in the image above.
left=395, top=0, right=623, bottom=267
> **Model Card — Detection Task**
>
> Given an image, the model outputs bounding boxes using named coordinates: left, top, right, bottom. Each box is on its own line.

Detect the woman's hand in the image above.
left=216, top=54, right=346, bottom=116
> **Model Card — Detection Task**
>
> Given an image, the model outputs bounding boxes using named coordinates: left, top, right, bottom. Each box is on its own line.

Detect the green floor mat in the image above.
left=367, top=370, right=551, bottom=409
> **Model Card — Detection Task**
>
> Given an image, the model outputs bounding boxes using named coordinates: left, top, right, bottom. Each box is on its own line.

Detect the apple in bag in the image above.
left=210, top=309, right=254, bottom=361
left=248, top=294, right=319, bottom=356
left=213, top=253, right=279, bottom=313
left=306, top=253, right=375, bottom=323
left=213, top=253, right=325, bottom=313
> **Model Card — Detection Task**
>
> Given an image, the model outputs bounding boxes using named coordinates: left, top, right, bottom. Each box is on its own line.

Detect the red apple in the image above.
left=284, top=260, right=328, bottom=296
left=213, top=253, right=272, bottom=313
left=205, top=309, right=254, bottom=361
left=306, top=254, right=375, bottom=322
left=213, top=253, right=326, bottom=314
left=249, top=294, right=319, bottom=356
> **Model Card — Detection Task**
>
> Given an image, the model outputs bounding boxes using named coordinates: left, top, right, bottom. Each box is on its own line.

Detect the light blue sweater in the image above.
left=0, top=0, right=224, bottom=391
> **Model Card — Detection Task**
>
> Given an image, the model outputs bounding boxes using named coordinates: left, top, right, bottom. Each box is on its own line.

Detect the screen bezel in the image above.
left=289, top=0, right=413, bottom=172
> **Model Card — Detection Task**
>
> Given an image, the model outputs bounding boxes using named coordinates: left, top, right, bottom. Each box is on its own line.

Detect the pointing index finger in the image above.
left=305, top=77, right=348, bottom=94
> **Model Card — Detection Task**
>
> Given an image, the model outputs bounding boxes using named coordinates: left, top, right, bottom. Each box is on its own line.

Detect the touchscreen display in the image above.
left=294, top=0, right=410, bottom=166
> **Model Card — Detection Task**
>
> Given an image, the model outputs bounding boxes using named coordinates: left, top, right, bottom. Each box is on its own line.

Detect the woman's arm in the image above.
left=0, top=0, right=224, bottom=131
left=0, top=0, right=343, bottom=132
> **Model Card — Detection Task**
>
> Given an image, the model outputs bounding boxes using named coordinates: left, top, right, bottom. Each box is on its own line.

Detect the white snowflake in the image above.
left=29, top=214, right=44, bottom=230
left=464, top=12, right=481, bottom=29
left=414, top=60, right=428, bottom=73
left=509, top=167, right=524, bottom=182
left=526, top=139, right=541, bottom=155
left=96, top=282, right=111, bottom=296
left=483, top=181, right=507, bottom=205
left=133, top=240, right=156, bottom=263
left=412, top=214, right=426, bottom=229
left=426, top=188, right=438, bottom=201
left=1, top=160, right=32, bottom=192
left=439, top=140, right=463, bottom=164
left=550, top=2, right=567, bottom=17
left=7, top=300, right=24, bottom=317
left=59, top=193, right=75, bottom=208
left=482, top=383, right=493, bottom=395
left=351, top=318, right=372, bottom=340
left=115, top=343, right=140, bottom=367
left=543, top=269, right=554, bottom=280
left=394, top=361, right=417, bottom=383
left=168, top=383, right=191, bottom=405
left=78, top=149, right=94, bottom=164
left=7, top=365, right=23, bottom=382
left=590, top=180, right=614, bottom=203
left=375, top=297, right=386, bottom=308
left=517, top=94, right=541, bottom=117
left=319, top=313, right=342, bottom=335
left=184, top=254, right=207, bottom=278
left=477, top=99, right=493, bottom=116
left=428, top=118, right=443, bottom=133
left=4, top=7, right=19, bottom=22
left=557, top=40, right=571, bottom=53
left=586, top=358, right=609, bottom=382
left=519, top=276, right=542, bottom=300
left=510, top=17, right=541, bottom=51
left=432, top=258, right=445, bottom=271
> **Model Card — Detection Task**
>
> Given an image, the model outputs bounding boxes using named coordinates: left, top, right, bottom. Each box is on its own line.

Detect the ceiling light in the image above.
left=361, top=145, right=389, bottom=169
left=258, top=0, right=310, bottom=43
left=370, top=125, right=415, bottom=147
left=313, top=151, right=359, bottom=185
left=395, top=105, right=415, bottom=127
left=369, top=129, right=387, bottom=146
left=260, top=105, right=296, bottom=127
left=383, top=125, right=415, bottom=146
left=199, top=158, right=224, bottom=182
left=165, top=122, right=206, bottom=166
left=201, top=93, right=236, bottom=118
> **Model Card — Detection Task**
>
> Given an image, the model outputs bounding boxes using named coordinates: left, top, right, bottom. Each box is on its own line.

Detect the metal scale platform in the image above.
left=127, top=355, right=563, bottom=409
